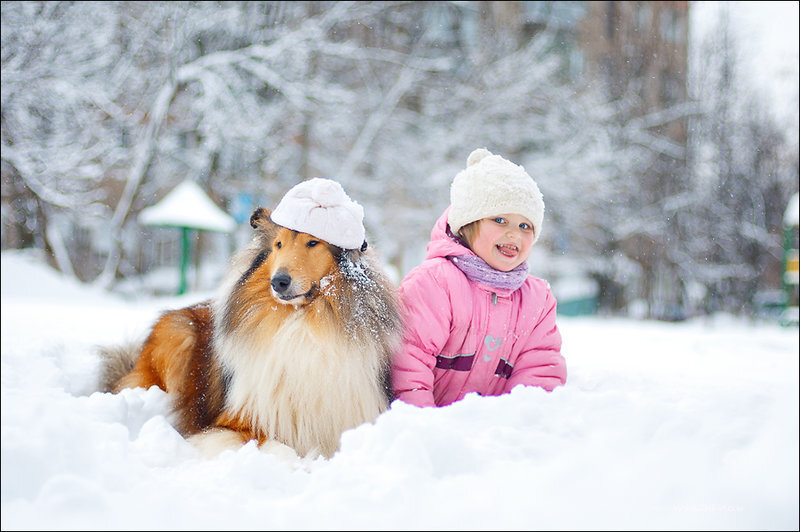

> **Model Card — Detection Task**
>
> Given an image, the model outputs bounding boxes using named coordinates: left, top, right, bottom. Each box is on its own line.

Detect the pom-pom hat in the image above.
left=448, top=148, right=545, bottom=245
left=271, top=177, right=365, bottom=250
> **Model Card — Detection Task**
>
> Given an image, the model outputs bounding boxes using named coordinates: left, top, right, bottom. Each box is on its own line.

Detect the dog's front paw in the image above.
left=259, top=440, right=301, bottom=463
left=188, top=427, right=248, bottom=458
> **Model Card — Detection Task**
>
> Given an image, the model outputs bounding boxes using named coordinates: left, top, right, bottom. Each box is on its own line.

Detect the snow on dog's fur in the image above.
left=99, top=207, right=402, bottom=459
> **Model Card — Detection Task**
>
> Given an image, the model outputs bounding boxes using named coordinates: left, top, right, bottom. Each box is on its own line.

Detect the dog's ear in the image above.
left=250, top=207, right=272, bottom=229
left=250, top=207, right=281, bottom=253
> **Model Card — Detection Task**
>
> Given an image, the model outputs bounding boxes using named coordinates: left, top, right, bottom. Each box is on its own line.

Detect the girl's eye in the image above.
left=519, top=223, right=531, bottom=231
left=275, top=241, right=282, bottom=249
left=492, top=217, right=506, bottom=224
left=307, top=240, right=319, bottom=248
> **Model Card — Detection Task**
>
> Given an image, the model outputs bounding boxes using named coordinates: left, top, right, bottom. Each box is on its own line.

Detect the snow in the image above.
left=139, top=181, right=237, bottom=233
left=1, top=249, right=798, bottom=531
left=786, top=192, right=799, bottom=227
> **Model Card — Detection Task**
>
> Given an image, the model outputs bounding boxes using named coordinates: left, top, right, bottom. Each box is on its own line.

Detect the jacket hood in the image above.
left=425, top=207, right=475, bottom=261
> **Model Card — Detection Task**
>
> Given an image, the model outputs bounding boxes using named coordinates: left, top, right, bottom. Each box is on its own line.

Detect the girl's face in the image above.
left=470, top=213, right=535, bottom=272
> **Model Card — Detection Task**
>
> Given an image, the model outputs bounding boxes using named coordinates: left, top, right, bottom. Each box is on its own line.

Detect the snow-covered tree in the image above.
left=3, top=1, right=794, bottom=319
left=685, top=6, right=798, bottom=316
left=4, top=1, right=617, bottom=284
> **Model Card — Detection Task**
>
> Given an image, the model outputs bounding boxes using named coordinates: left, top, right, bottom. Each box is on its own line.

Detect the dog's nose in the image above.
left=271, top=273, right=292, bottom=294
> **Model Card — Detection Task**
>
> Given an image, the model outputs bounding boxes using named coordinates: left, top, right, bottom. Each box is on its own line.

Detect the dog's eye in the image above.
left=275, top=241, right=282, bottom=249
left=307, top=240, right=319, bottom=248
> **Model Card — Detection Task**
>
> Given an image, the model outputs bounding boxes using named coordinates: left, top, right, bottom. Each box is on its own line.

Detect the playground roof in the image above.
left=138, top=180, right=236, bottom=233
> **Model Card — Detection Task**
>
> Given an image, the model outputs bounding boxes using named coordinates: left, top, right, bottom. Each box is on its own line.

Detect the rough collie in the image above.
left=99, top=206, right=401, bottom=459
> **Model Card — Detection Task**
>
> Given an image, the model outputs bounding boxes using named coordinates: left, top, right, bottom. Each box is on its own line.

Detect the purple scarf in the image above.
left=448, top=254, right=529, bottom=290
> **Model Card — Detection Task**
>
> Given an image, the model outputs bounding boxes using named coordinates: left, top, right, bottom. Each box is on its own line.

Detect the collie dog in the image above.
left=99, top=207, right=401, bottom=459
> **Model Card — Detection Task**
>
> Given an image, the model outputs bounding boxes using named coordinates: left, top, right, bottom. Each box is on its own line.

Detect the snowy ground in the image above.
left=1, top=249, right=798, bottom=531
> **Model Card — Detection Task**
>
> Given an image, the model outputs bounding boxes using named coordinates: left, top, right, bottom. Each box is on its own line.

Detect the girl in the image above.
left=392, top=148, right=566, bottom=407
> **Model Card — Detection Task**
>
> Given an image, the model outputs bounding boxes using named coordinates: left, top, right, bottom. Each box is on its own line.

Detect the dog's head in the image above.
left=218, top=205, right=400, bottom=371
left=248, top=207, right=341, bottom=306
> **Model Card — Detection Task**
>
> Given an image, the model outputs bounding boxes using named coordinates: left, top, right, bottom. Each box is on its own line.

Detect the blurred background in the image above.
left=2, top=1, right=798, bottom=323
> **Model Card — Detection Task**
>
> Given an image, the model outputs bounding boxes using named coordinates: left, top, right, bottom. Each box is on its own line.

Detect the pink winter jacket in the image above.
left=391, top=208, right=566, bottom=407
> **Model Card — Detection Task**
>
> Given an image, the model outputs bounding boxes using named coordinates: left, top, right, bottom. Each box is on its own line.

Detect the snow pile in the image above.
left=1, top=250, right=798, bottom=530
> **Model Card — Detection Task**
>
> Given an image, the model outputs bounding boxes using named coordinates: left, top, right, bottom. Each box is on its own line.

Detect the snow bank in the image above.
left=1, top=251, right=798, bottom=530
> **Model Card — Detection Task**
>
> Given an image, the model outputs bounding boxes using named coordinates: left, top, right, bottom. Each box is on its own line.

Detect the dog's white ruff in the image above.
left=207, top=309, right=386, bottom=458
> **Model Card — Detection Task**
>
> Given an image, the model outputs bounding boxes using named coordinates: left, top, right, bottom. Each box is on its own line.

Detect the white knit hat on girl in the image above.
left=447, top=148, right=545, bottom=245
left=271, top=177, right=366, bottom=249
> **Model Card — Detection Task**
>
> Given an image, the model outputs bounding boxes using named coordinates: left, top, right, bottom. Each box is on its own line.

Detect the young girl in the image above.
left=391, top=148, right=566, bottom=407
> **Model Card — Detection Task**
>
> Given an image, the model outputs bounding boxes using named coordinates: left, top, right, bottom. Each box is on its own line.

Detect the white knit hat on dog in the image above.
left=448, top=148, right=545, bottom=244
left=271, top=177, right=365, bottom=249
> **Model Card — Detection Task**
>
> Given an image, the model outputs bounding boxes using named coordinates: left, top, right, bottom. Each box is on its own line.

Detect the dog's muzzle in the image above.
left=271, top=273, right=315, bottom=302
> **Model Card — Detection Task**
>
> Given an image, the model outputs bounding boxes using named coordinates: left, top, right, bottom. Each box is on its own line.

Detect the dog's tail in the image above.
left=96, top=341, right=142, bottom=393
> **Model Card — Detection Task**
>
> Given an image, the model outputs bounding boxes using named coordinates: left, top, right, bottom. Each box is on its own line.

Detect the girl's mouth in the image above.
left=496, top=243, right=518, bottom=258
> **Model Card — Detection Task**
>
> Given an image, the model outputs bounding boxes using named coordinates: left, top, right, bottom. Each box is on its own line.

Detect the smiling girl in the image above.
left=391, top=148, right=566, bottom=407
